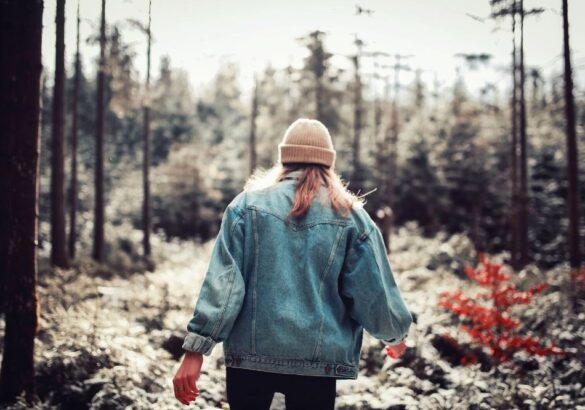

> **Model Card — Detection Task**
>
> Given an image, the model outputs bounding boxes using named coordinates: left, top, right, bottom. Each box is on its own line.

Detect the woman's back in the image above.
left=176, top=119, right=413, bottom=409
left=184, top=165, right=412, bottom=379
left=227, top=170, right=365, bottom=378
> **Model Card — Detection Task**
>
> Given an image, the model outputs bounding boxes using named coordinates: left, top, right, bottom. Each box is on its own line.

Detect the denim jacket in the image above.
left=182, top=169, right=413, bottom=379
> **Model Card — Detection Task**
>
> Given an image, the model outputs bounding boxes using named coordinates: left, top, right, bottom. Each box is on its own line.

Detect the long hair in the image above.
left=244, top=162, right=366, bottom=219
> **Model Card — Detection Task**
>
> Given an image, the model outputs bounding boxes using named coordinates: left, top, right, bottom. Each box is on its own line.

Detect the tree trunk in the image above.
left=93, top=0, right=106, bottom=262
left=352, top=53, right=363, bottom=187
left=518, top=0, right=530, bottom=267
left=381, top=56, right=404, bottom=255
left=249, top=76, right=259, bottom=174
left=562, top=0, right=581, bottom=269
left=0, top=0, right=43, bottom=403
left=142, top=0, right=152, bottom=259
left=510, top=2, right=520, bottom=270
left=50, top=0, right=69, bottom=268
left=69, top=0, right=80, bottom=259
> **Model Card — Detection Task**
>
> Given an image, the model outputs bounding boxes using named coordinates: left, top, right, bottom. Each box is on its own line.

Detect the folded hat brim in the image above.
left=279, top=143, right=336, bottom=168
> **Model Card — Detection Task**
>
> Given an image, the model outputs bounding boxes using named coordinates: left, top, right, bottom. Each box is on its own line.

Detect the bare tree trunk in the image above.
left=93, top=0, right=106, bottom=262
left=285, top=65, right=295, bottom=124
left=510, top=2, right=520, bottom=270
left=388, top=54, right=407, bottom=210
left=352, top=50, right=363, bottom=187
left=0, top=0, right=43, bottom=403
left=383, top=55, right=404, bottom=254
left=562, top=0, right=581, bottom=269
left=374, top=78, right=392, bottom=251
left=249, top=75, right=259, bottom=174
left=68, top=0, right=80, bottom=259
left=518, top=0, right=530, bottom=267
left=50, top=0, right=69, bottom=268
left=373, top=96, right=382, bottom=144
left=142, top=0, right=152, bottom=259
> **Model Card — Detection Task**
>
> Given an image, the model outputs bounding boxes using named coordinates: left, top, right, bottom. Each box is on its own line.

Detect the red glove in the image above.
left=385, top=341, right=407, bottom=358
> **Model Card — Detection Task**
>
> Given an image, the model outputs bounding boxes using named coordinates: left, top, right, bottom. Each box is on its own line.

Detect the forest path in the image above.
left=4, top=226, right=544, bottom=410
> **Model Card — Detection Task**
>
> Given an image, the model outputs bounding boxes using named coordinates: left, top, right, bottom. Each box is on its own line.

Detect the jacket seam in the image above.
left=312, top=225, right=345, bottom=360
left=363, top=233, right=403, bottom=341
left=209, top=208, right=244, bottom=340
left=251, top=208, right=259, bottom=354
left=247, top=204, right=349, bottom=230
left=224, top=352, right=358, bottom=377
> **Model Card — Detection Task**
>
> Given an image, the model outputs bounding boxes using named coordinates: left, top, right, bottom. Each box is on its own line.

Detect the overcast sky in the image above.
left=41, top=0, right=585, bottom=100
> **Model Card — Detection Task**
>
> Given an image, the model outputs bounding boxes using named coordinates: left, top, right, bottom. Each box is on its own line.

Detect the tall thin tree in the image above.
left=50, top=0, right=69, bottom=268
left=382, top=54, right=412, bottom=253
left=0, top=0, right=43, bottom=403
left=69, top=0, right=81, bottom=259
left=490, top=0, right=542, bottom=269
left=249, top=74, right=259, bottom=175
left=510, top=1, right=520, bottom=269
left=561, top=0, right=581, bottom=270
left=93, top=0, right=106, bottom=262
left=142, top=0, right=152, bottom=259
left=351, top=37, right=364, bottom=188
left=517, top=0, right=529, bottom=267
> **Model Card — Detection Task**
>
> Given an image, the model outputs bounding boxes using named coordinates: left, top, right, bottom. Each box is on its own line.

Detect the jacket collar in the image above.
left=283, top=169, right=303, bottom=180
left=283, top=169, right=327, bottom=187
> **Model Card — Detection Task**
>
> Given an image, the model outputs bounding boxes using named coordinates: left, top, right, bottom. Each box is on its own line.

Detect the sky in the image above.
left=41, top=0, right=585, bottom=100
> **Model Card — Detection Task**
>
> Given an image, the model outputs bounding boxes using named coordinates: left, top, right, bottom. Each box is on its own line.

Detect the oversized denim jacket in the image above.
left=182, top=169, right=413, bottom=379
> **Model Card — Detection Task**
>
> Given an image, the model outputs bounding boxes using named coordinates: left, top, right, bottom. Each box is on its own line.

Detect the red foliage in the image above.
left=438, top=252, right=565, bottom=364
left=571, top=266, right=585, bottom=287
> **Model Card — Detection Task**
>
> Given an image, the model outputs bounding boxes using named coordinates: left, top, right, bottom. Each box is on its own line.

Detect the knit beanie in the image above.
left=278, top=118, right=336, bottom=168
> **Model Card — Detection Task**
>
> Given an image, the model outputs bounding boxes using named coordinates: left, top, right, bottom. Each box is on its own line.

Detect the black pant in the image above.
left=226, top=366, right=337, bottom=410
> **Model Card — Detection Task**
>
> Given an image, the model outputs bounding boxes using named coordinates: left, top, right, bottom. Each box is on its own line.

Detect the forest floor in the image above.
left=1, top=223, right=584, bottom=410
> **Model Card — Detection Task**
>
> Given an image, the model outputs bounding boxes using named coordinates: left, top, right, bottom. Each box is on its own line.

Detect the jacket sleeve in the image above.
left=182, top=196, right=246, bottom=356
left=340, top=220, right=413, bottom=346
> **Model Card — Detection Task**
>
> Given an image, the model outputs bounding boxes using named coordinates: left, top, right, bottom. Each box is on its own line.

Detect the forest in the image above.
left=0, top=0, right=584, bottom=409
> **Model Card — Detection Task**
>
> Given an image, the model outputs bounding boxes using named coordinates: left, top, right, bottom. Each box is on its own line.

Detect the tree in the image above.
left=351, top=37, right=364, bottom=190
left=510, top=5, right=520, bottom=270
left=395, top=136, right=442, bottom=235
left=50, top=0, right=69, bottom=268
left=151, top=56, right=194, bottom=164
left=142, top=1, right=152, bottom=257
left=142, top=0, right=152, bottom=259
left=489, top=0, right=543, bottom=268
left=93, top=0, right=106, bottom=262
left=297, top=30, right=342, bottom=133
left=249, top=74, right=259, bottom=174
left=561, top=0, right=581, bottom=270
left=0, top=0, right=43, bottom=403
left=380, top=54, right=412, bottom=253
left=255, top=64, right=291, bottom=167
left=517, top=0, right=529, bottom=268
left=69, top=0, right=81, bottom=259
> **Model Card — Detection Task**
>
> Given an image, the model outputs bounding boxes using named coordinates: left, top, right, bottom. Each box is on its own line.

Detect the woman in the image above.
left=173, top=118, right=413, bottom=409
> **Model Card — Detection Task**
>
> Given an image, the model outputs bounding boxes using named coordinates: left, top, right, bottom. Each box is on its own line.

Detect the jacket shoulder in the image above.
left=345, top=204, right=378, bottom=244
left=227, top=191, right=248, bottom=213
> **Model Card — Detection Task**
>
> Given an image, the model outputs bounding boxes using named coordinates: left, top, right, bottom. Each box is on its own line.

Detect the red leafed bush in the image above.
left=438, top=252, right=565, bottom=364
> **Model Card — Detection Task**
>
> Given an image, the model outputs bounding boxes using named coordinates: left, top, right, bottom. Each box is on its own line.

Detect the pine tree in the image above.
left=50, top=0, right=69, bottom=268
left=0, top=0, right=43, bottom=403
left=93, top=0, right=106, bottom=262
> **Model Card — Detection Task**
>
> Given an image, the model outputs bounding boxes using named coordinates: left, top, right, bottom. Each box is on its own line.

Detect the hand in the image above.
left=173, top=351, right=203, bottom=405
left=385, top=341, right=407, bottom=359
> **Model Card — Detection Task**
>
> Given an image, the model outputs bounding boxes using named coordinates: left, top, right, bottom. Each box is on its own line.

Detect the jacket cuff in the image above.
left=182, top=332, right=217, bottom=356
left=383, top=334, right=407, bottom=346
